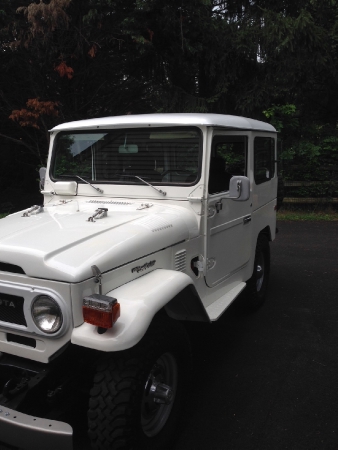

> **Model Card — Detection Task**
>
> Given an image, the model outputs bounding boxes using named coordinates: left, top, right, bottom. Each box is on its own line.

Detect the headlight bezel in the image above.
left=31, top=294, right=64, bottom=335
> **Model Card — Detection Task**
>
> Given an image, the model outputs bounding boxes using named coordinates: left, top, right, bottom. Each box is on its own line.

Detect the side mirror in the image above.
left=39, top=167, right=46, bottom=190
left=215, top=176, right=250, bottom=213
left=229, top=176, right=250, bottom=201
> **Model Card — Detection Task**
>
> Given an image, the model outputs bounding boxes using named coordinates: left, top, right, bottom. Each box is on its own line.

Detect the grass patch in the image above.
left=0, top=213, right=9, bottom=219
left=277, top=208, right=338, bottom=221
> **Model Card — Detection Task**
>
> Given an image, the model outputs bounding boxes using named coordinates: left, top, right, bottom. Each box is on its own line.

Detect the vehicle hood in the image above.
left=0, top=200, right=198, bottom=282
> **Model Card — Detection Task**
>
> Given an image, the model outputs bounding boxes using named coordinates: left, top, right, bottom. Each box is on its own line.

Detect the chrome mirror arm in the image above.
left=215, top=180, right=242, bottom=212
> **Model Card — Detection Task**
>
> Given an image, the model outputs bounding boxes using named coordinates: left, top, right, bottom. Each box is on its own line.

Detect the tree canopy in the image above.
left=1, top=0, right=338, bottom=209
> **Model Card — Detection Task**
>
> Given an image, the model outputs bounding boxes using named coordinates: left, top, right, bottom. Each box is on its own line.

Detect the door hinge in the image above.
left=215, top=200, right=223, bottom=213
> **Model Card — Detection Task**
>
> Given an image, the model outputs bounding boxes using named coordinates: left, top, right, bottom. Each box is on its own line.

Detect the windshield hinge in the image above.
left=22, top=205, right=43, bottom=217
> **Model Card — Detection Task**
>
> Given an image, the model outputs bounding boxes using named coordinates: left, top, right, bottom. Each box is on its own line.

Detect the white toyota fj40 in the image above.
left=0, top=114, right=277, bottom=450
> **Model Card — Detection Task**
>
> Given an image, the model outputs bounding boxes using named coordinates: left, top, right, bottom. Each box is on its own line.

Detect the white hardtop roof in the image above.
left=51, top=113, right=276, bottom=133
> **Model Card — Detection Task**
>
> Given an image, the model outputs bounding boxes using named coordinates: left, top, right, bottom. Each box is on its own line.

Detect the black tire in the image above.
left=88, top=315, right=191, bottom=450
left=246, top=234, right=270, bottom=309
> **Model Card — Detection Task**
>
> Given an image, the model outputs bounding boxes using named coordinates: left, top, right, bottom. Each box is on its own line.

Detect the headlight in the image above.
left=31, top=295, right=63, bottom=334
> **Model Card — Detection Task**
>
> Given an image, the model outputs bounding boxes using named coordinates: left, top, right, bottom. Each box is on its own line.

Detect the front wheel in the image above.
left=246, top=234, right=270, bottom=309
left=88, top=316, right=191, bottom=450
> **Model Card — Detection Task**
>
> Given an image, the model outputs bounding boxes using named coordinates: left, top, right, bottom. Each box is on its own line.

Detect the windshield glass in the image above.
left=51, top=127, right=201, bottom=186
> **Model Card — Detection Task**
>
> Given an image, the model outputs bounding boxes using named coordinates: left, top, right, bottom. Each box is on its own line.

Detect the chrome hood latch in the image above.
left=87, top=208, right=108, bottom=222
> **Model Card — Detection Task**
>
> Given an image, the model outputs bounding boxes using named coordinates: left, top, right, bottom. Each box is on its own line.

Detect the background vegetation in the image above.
left=1, top=0, right=338, bottom=211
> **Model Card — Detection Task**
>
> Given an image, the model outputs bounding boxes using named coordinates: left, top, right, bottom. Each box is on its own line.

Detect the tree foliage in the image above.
left=9, top=98, right=59, bottom=129
left=1, top=0, right=338, bottom=208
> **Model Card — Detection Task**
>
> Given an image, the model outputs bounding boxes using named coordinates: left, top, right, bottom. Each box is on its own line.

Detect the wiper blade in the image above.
left=119, top=175, right=166, bottom=196
left=75, top=176, right=104, bottom=194
left=135, top=176, right=166, bottom=196
left=58, top=175, right=104, bottom=194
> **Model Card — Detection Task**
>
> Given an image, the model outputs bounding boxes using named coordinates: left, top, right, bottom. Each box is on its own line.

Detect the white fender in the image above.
left=71, top=269, right=195, bottom=352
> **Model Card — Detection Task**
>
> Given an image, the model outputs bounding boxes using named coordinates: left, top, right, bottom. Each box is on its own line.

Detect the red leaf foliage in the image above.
left=55, top=61, right=74, bottom=79
left=9, top=99, right=59, bottom=129
left=88, top=44, right=98, bottom=58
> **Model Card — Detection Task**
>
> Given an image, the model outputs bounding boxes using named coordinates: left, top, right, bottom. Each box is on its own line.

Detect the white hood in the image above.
left=0, top=200, right=198, bottom=282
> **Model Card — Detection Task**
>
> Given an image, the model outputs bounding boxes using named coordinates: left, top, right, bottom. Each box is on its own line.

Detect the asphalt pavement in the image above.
left=72, top=220, right=338, bottom=450
left=171, top=220, right=338, bottom=450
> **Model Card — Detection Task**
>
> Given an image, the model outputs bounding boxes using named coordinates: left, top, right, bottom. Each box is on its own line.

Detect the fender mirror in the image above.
left=39, top=167, right=46, bottom=190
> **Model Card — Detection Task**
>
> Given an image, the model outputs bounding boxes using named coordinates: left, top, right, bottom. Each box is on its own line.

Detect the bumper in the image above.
left=0, top=405, right=73, bottom=450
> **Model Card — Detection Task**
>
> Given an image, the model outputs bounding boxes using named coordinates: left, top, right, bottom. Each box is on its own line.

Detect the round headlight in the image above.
left=31, top=295, right=63, bottom=334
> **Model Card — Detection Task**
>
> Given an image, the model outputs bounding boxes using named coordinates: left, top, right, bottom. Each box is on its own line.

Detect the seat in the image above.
left=208, top=157, right=232, bottom=194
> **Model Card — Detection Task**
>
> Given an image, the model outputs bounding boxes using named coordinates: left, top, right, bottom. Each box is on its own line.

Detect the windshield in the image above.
left=51, top=127, right=201, bottom=186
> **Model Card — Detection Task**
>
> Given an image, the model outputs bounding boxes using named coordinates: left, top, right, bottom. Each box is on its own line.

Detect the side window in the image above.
left=209, top=136, right=247, bottom=194
left=254, top=137, right=275, bottom=185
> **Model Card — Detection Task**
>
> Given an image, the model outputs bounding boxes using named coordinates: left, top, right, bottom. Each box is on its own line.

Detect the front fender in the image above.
left=71, top=269, right=200, bottom=352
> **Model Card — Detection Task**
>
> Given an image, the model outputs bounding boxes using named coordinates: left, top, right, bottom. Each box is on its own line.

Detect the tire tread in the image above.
left=88, top=315, right=190, bottom=450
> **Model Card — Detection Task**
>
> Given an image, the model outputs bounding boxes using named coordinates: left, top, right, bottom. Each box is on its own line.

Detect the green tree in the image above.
left=1, top=0, right=338, bottom=209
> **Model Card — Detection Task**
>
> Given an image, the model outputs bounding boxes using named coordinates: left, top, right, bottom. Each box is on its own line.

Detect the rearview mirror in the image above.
left=118, top=144, right=138, bottom=154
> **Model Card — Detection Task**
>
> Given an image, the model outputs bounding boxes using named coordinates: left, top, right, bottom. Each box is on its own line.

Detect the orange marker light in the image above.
left=83, top=294, right=120, bottom=329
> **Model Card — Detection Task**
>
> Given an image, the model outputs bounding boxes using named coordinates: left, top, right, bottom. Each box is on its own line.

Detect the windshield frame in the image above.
left=50, top=126, right=203, bottom=188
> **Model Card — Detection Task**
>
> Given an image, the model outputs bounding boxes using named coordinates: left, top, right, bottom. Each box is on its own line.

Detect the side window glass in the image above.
left=254, top=137, right=275, bottom=185
left=209, top=136, right=247, bottom=194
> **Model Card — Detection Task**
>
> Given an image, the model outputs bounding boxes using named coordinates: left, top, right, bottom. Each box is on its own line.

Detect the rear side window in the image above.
left=254, top=137, right=275, bottom=185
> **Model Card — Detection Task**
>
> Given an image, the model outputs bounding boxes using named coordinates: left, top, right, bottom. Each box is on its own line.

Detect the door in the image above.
left=206, top=133, right=252, bottom=287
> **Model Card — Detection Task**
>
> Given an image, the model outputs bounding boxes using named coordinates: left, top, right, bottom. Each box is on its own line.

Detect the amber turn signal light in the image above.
left=83, top=294, right=120, bottom=329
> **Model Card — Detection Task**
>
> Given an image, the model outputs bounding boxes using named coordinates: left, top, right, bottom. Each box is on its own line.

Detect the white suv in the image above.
left=0, top=113, right=277, bottom=450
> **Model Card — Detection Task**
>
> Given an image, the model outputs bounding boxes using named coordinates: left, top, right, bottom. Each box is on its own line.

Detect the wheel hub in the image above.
left=256, top=257, right=265, bottom=291
left=149, top=378, right=174, bottom=405
left=141, top=352, right=178, bottom=437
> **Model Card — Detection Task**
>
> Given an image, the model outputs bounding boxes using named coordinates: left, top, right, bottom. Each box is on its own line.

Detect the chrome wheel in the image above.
left=256, top=251, right=265, bottom=292
left=88, top=318, right=190, bottom=450
left=141, top=352, right=178, bottom=437
left=246, top=235, right=270, bottom=309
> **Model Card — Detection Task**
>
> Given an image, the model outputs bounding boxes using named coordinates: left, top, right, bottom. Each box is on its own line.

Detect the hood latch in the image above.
left=137, top=203, right=153, bottom=210
left=87, top=208, right=108, bottom=222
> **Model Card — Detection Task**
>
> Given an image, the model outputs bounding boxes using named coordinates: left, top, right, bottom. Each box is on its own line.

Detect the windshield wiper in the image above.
left=119, top=174, right=166, bottom=196
left=135, top=176, right=167, bottom=196
left=75, top=176, right=104, bottom=194
left=60, top=175, right=103, bottom=194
